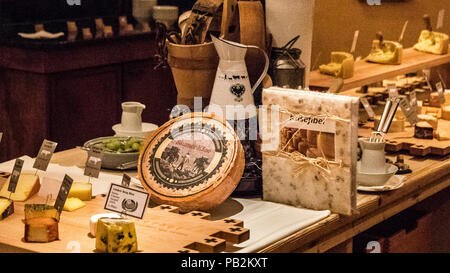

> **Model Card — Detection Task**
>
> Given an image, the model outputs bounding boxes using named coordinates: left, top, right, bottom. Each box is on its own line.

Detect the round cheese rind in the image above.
left=138, top=113, right=245, bottom=212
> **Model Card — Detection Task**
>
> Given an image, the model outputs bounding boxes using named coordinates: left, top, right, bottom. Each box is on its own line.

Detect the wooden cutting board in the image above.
left=359, top=119, right=450, bottom=156
left=0, top=191, right=249, bottom=253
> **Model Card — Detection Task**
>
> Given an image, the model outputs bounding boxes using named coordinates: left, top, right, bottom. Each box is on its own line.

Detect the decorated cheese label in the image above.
left=33, top=139, right=57, bottom=172
left=138, top=113, right=244, bottom=212
left=8, top=159, right=24, bottom=193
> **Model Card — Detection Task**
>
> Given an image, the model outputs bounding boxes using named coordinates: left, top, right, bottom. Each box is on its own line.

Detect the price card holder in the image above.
left=436, top=82, right=445, bottom=104
left=84, top=146, right=104, bottom=179
left=399, top=95, right=418, bottom=125
left=122, top=174, right=131, bottom=188
left=104, top=184, right=149, bottom=219
left=360, top=97, right=375, bottom=119
left=33, top=140, right=57, bottom=172
left=54, top=175, right=74, bottom=213
left=8, top=159, right=24, bottom=194
left=387, top=83, right=398, bottom=99
left=410, top=90, right=417, bottom=107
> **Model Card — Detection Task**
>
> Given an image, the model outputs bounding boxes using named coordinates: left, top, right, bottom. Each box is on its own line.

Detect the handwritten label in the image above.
left=54, top=174, right=74, bottom=213
left=104, top=184, right=149, bottom=219
left=283, top=113, right=336, bottom=134
left=122, top=174, right=131, bottom=188
left=84, top=146, right=104, bottom=178
left=8, top=159, right=24, bottom=193
left=360, top=97, right=375, bottom=119
left=399, top=96, right=418, bottom=125
left=436, top=82, right=445, bottom=104
left=33, top=140, right=57, bottom=172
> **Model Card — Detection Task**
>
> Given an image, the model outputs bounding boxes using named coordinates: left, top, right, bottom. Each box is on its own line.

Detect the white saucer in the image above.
left=112, top=123, right=158, bottom=138
left=358, top=175, right=405, bottom=192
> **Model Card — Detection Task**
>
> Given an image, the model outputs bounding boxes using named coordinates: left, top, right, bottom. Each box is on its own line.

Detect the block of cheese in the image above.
left=68, top=182, right=92, bottom=201
left=417, top=114, right=438, bottom=130
left=89, top=213, right=121, bottom=237
left=0, top=198, right=14, bottom=220
left=24, top=217, right=59, bottom=243
left=319, top=51, right=354, bottom=79
left=414, top=121, right=434, bottom=139
left=138, top=112, right=245, bottom=212
left=63, top=198, right=86, bottom=212
left=95, top=218, right=137, bottom=253
left=0, top=173, right=40, bottom=201
left=414, top=30, right=449, bottom=55
left=435, top=129, right=450, bottom=141
left=366, top=40, right=403, bottom=65
left=374, top=115, right=405, bottom=133
left=261, top=87, right=359, bottom=215
left=441, top=105, right=450, bottom=120
left=25, top=204, right=60, bottom=222
left=430, top=92, right=441, bottom=107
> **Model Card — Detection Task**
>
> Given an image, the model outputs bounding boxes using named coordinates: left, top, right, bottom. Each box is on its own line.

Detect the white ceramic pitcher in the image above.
left=359, top=137, right=387, bottom=174
left=121, top=102, right=146, bottom=131
left=209, top=35, right=269, bottom=120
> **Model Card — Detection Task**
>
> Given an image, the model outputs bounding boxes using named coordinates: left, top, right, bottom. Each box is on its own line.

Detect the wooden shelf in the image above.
left=309, top=46, right=450, bottom=91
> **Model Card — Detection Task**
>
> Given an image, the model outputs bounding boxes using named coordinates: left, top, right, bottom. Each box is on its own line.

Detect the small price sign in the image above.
left=84, top=146, right=104, bottom=179
left=54, top=175, right=74, bottom=213
left=104, top=184, right=149, bottom=219
left=387, top=83, right=398, bottom=98
left=436, top=82, right=445, bottom=104
left=33, top=139, right=57, bottom=172
left=360, top=97, right=375, bottom=119
left=8, top=159, right=24, bottom=193
left=399, top=96, right=418, bottom=125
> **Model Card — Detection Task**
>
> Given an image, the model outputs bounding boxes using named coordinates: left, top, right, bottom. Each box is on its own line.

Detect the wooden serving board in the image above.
left=0, top=192, right=249, bottom=253
left=359, top=119, right=450, bottom=156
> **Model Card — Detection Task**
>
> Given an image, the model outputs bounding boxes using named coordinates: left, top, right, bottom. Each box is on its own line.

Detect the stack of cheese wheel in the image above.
left=138, top=112, right=245, bottom=212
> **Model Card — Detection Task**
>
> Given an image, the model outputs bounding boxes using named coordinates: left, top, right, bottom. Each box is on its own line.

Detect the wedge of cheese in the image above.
left=319, top=51, right=354, bottom=79
left=366, top=40, right=403, bottom=65
left=95, top=218, right=137, bottom=253
left=0, top=173, right=40, bottom=201
left=25, top=204, right=60, bottom=222
left=417, top=114, right=438, bottom=130
left=89, top=213, right=121, bottom=237
left=0, top=198, right=14, bottom=220
left=68, top=182, right=92, bottom=201
left=414, top=30, right=449, bottom=55
left=24, top=217, right=59, bottom=243
left=63, top=198, right=86, bottom=212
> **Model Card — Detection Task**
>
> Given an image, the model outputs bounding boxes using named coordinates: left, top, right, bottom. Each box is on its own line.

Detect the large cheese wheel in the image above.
left=138, top=112, right=245, bottom=212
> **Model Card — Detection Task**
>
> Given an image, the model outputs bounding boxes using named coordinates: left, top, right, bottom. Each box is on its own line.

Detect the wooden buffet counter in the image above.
left=0, top=147, right=448, bottom=253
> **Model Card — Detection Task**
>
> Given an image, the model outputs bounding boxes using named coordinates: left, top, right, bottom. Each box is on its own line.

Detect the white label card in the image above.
left=399, top=96, right=418, bottom=125
left=33, top=139, right=58, bottom=172
left=282, top=113, right=336, bottom=134
left=104, top=184, right=149, bottom=219
left=436, top=82, right=445, bottom=104
left=84, top=146, right=104, bottom=178
left=360, top=97, right=375, bottom=118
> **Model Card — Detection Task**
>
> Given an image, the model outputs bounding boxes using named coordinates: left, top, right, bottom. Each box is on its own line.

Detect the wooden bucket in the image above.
left=167, top=41, right=219, bottom=110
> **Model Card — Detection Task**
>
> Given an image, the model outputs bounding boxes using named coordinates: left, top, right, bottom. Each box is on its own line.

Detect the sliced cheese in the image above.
left=0, top=198, right=14, bottom=220
left=435, top=130, right=450, bottom=141
left=366, top=40, right=403, bottom=65
left=63, top=198, right=86, bottom=212
left=414, top=30, right=449, bottom=55
left=24, top=217, right=59, bottom=243
left=68, top=182, right=92, bottom=201
left=95, top=218, right=137, bottom=253
left=417, top=114, right=438, bottom=130
left=0, top=173, right=40, bottom=201
left=89, top=213, right=121, bottom=237
left=24, top=204, right=60, bottom=222
left=319, top=51, right=354, bottom=79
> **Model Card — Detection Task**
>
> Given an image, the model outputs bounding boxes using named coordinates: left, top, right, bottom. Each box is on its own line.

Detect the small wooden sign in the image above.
left=84, top=146, right=104, bottom=179
left=54, top=175, right=74, bottom=213
left=33, top=140, right=58, bottom=172
left=104, top=184, right=149, bottom=219
left=8, top=159, right=24, bottom=193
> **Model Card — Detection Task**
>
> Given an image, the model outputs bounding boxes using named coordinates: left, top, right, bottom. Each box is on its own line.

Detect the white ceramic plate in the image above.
left=357, top=175, right=405, bottom=192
